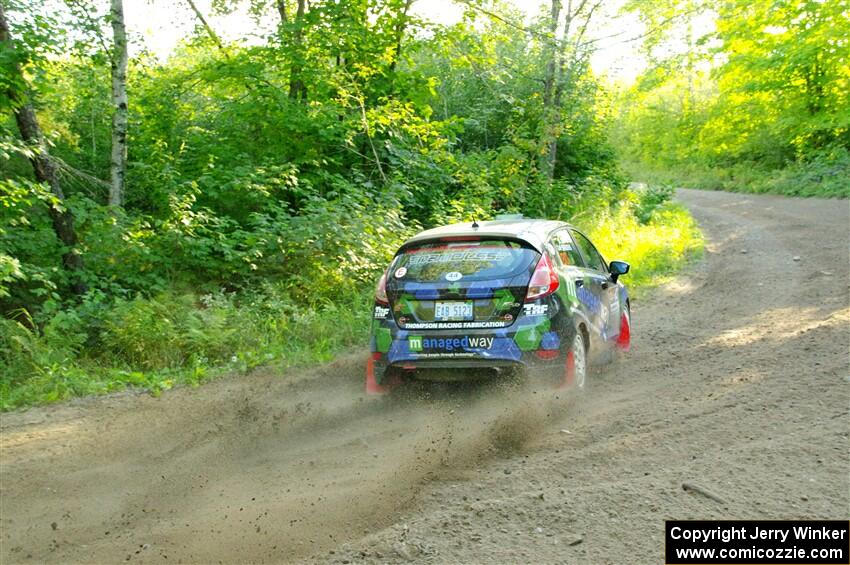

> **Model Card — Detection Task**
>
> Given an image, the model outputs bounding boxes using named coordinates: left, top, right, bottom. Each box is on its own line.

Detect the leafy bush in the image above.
left=583, top=196, right=704, bottom=293
left=623, top=147, right=850, bottom=199
left=100, top=295, right=189, bottom=370
left=633, top=184, right=674, bottom=223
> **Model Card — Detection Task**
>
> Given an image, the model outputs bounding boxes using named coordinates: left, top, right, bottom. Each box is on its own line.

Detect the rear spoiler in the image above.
left=395, top=235, right=542, bottom=256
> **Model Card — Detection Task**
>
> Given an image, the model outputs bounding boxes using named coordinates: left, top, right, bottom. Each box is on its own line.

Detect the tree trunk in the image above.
left=543, top=0, right=592, bottom=182
left=388, top=0, right=414, bottom=73
left=287, top=0, right=306, bottom=101
left=276, top=0, right=287, bottom=25
left=110, top=0, right=128, bottom=208
left=547, top=0, right=576, bottom=181
left=0, top=5, right=86, bottom=294
left=186, top=0, right=225, bottom=51
left=542, top=0, right=561, bottom=112
left=540, top=0, right=562, bottom=181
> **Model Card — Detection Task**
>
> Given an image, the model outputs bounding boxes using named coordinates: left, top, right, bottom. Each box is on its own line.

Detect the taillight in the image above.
left=525, top=254, right=559, bottom=300
left=375, top=269, right=389, bottom=305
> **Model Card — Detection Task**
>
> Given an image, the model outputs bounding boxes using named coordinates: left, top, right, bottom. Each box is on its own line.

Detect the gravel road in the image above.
left=1, top=188, right=848, bottom=564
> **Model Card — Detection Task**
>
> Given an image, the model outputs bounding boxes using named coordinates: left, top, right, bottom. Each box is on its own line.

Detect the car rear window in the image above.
left=393, top=240, right=540, bottom=282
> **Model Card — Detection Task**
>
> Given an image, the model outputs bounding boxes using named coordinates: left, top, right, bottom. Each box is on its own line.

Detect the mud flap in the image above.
left=365, top=354, right=402, bottom=395
left=616, top=311, right=631, bottom=352
left=558, top=350, right=575, bottom=389
left=365, top=354, right=388, bottom=395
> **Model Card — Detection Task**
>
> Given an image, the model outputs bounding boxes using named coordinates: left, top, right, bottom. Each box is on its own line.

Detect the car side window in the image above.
left=571, top=230, right=606, bottom=273
left=552, top=230, right=584, bottom=267
left=543, top=242, right=560, bottom=266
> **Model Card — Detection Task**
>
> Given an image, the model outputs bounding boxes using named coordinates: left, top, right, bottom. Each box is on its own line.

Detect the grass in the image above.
left=0, top=188, right=705, bottom=411
left=0, top=291, right=373, bottom=410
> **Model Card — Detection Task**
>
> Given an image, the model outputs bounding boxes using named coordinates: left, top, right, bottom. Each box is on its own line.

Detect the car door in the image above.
left=548, top=229, right=595, bottom=332
left=569, top=229, right=617, bottom=342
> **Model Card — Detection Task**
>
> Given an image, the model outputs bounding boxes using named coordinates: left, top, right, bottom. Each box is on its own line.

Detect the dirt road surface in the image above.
left=1, top=189, right=848, bottom=564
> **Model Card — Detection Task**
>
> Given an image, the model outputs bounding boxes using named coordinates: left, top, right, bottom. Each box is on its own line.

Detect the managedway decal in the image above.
left=408, top=335, right=494, bottom=352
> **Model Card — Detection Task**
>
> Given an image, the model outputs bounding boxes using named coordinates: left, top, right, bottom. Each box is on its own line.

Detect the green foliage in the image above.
left=622, top=146, right=850, bottom=198
left=615, top=0, right=850, bottom=198
left=583, top=190, right=704, bottom=294
left=0, top=176, right=64, bottom=304
left=0, top=253, right=23, bottom=297
left=633, top=184, right=675, bottom=223
left=0, top=286, right=374, bottom=409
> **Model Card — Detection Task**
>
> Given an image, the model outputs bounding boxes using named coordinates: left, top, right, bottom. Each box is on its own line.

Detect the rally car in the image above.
left=366, top=217, right=631, bottom=394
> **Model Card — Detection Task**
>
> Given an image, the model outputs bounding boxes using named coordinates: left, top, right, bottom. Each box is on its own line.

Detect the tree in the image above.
left=540, top=0, right=598, bottom=182
left=186, top=0, right=226, bottom=50
left=711, top=0, right=850, bottom=154
left=109, top=0, right=128, bottom=208
left=539, top=0, right=562, bottom=181
left=388, top=0, right=413, bottom=73
left=0, top=4, right=86, bottom=294
left=287, top=0, right=306, bottom=100
left=618, top=0, right=849, bottom=177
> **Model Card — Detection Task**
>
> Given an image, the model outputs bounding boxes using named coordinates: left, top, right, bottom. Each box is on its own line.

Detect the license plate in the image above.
left=434, top=301, right=474, bottom=321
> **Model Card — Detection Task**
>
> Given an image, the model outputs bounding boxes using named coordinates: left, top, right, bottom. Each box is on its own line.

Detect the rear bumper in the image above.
left=388, top=358, right=523, bottom=370
left=370, top=336, right=568, bottom=386
left=369, top=293, right=577, bottom=387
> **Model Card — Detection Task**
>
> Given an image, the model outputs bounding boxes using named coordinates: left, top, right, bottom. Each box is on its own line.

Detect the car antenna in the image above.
left=472, top=216, right=479, bottom=228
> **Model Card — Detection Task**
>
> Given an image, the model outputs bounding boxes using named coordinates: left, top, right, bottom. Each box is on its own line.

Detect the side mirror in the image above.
left=609, top=260, right=630, bottom=283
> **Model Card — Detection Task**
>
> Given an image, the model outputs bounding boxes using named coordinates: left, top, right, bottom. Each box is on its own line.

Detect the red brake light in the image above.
left=375, top=269, right=389, bottom=305
left=525, top=254, right=559, bottom=300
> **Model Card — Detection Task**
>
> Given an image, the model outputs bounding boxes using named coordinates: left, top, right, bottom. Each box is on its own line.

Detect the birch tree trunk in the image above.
left=109, top=0, right=128, bottom=208
left=0, top=5, right=86, bottom=294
